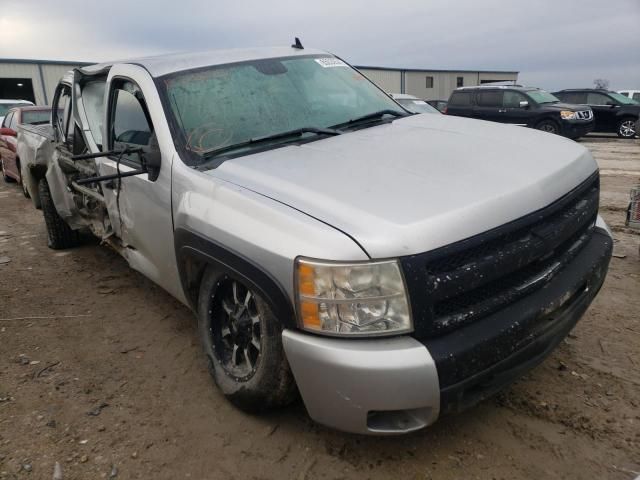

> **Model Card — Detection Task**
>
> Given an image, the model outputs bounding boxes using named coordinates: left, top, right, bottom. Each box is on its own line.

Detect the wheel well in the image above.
left=31, top=164, right=48, bottom=180
left=182, top=255, right=208, bottom=307
left=537, top=117, right=559, bottom=127
left=174, top=228, right=297, bottom=329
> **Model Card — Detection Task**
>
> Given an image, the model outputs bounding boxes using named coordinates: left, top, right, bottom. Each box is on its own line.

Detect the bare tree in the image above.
left=593, top=78, right=610, bottom=89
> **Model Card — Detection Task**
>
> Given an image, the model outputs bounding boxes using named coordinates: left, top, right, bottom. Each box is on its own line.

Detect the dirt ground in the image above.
left=1, top=135, right=639, bottom=480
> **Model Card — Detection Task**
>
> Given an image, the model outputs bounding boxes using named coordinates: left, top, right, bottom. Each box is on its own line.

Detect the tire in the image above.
left=197, top=268, right=297, bottom=412
left=17, top=161, right=30, bottom=198
left=22, top=179, right=30, bottom=198
left=617, top=117, right=637, bottom=138
left=536, top=119, right=560, bottom=135
left=1, top=159, right=15, bottom=183
left=38, top=179, right=80, bottom=249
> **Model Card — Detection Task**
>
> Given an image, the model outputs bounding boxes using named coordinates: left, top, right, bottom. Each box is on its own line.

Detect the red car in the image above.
left=0, top=106, right=51, bottom=194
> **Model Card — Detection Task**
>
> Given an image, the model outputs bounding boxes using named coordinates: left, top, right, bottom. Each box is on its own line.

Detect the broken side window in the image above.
left=109, top=81, right=153, bottom=164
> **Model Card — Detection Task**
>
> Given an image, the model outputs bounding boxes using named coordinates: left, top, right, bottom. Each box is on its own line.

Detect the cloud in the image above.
left=0, top=0, right=638, bottom=89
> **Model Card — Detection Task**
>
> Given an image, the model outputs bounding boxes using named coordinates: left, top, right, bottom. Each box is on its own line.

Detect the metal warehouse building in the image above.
left=0, top=59, right=91, bottom=106
left=356, top=66, right=519, bottom=100
left=1, top=58, right=518, bottom=106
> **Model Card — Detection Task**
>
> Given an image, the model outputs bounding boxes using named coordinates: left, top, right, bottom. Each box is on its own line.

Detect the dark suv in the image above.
left=446, top=86, right=594, bottom=139
left=552, top=89, right=639, bottom=138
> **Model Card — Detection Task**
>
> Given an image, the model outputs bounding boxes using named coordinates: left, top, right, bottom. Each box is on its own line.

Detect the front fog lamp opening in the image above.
left=295, top=258, right=413, bottom=336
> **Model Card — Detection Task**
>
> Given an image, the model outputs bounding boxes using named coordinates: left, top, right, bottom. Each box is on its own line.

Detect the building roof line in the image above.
left=0, top=58, right=94, bottom=66
left=0, top=59, right=519, bottom=75
left=355, top=65, right=519, bottom=74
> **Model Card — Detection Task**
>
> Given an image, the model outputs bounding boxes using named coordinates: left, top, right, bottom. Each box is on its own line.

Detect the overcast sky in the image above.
left=0, top=0, right=638, bottom=90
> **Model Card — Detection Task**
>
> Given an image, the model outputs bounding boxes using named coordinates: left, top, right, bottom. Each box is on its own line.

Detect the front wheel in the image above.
left=536, top=120, right=560, bottom=135
left=197, top=269, right=297, bottom=412
left=617, top=118, right=637, bottom=138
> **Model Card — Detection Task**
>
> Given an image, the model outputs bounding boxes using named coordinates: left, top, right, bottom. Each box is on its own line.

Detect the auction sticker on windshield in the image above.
left=315, top=58, right=348, bottom=68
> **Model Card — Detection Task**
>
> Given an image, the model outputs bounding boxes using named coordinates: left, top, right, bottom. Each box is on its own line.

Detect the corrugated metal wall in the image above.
left=358, top=68, right=402, bottom=94
left=0, top=62, right=84, bottom=106
left=39, top=65, right=79, bottom=104
left=405, top=71, right=487, bottom=100
left=478, top=72, right=518, bottom=84
left=2, top=60, right=519, bottom=106
left=0, top=63, right=41, bottom=103
left=358, top=67, right=518, bottom=101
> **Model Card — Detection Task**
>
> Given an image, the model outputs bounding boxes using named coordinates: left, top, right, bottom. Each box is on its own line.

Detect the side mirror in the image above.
left=519, top=101, right=529, bottom=109
left=0, top=127, right=16, bottom=137
left=142, top=133, right=161, bottom=182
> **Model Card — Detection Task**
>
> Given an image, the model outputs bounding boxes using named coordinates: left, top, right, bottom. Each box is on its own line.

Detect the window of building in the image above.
left=456, top=77, right=464, bottom=87
left=425, top=76, right=434, bottom=88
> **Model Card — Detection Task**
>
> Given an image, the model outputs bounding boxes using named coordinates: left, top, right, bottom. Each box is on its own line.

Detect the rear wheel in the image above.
left=1, top=159, right=14, bottom=183
left=21, top=179, right=30, bottom=198
left=536, top=119, right=560, bottom=135
left=38, top=179, right=80, bottom=249
left=617, top=118, right=637, bottom=138
left=197, top=269, right=297, bottom=412
left=17, top=161, right=29, bottom=198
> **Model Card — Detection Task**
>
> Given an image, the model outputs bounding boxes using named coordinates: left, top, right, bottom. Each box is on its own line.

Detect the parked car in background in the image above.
left=618, top=90, right=640, bottom=102
left=553, top=89, right=639, bottom=138
left=446, top=86, right=594, bottom=139
left=0, top=99, right=34, bottom=124
left=427, top=99, right=448, bottom=113
left=390, top=93, right=440, bottom=114
left=0, top=106, right=52, bottom=195
left=21, top=46, right=612, bottom=435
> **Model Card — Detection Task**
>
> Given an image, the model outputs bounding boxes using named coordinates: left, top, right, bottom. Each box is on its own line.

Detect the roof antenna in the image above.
left=291, top=37, right=304, bottom=49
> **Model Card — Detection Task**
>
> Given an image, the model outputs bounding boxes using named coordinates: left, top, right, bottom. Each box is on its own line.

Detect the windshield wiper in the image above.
left=330, top=109, right=409, bottom=129
left=199, top=127, right=342, bottom=160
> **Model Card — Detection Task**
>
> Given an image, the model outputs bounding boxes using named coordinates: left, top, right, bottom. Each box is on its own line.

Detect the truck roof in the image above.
left=80, top=46, right=327, bottom=78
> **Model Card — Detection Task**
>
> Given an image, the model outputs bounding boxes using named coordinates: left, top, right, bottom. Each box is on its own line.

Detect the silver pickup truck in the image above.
left=25, top=45, right=612, bottom=435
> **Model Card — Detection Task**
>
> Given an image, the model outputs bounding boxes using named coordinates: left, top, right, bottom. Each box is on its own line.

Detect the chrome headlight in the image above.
left=560, top=110, right=578, bottom=120
left=295, top=257, right=412, bottom=337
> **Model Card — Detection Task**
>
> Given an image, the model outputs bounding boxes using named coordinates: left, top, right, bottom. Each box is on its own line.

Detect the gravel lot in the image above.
left=0, top=135, right=638, bottom=480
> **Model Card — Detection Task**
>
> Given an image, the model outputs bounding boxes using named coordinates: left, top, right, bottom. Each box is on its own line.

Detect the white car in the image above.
left=618, top=90, right=640, bottom=102
left=0, top=99, right=34, bottom=124
left=390, top=93, right=440, bottom=114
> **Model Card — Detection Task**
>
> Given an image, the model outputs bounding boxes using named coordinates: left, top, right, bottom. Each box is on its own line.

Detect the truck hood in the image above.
left=207, top=114, right=597, bottom=258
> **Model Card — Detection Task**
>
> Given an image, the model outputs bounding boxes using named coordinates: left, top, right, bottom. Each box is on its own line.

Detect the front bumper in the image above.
left=283, top=224, right=612, bottom=435
left=282, top=331, right=440, bottom=434
left=560, top=120, right=594, bottom=138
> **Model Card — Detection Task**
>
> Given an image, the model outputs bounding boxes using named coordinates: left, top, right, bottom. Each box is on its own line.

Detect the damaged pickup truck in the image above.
left=28, top=45, right=612, bottom=435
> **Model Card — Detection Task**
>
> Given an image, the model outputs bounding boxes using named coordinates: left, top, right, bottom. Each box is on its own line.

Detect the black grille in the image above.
left=401, top=173, right=599, bottom=339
